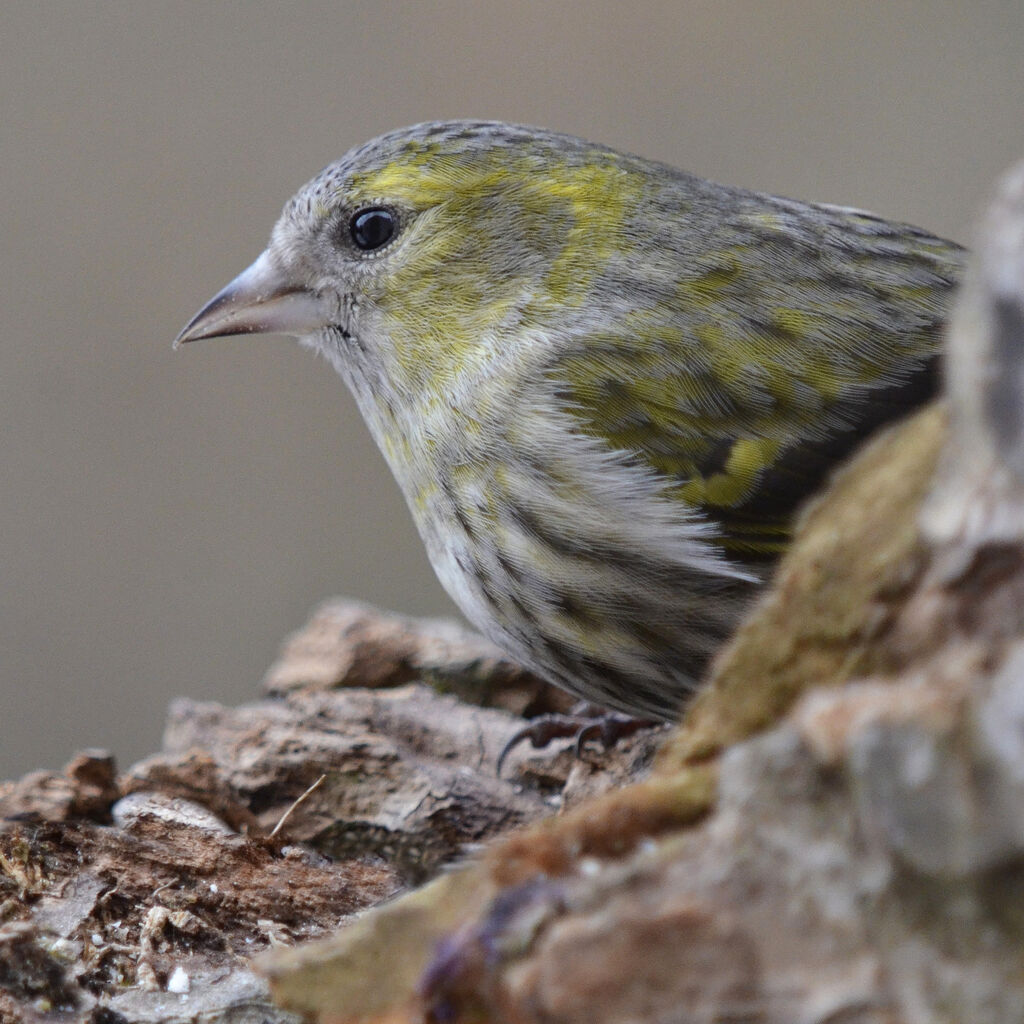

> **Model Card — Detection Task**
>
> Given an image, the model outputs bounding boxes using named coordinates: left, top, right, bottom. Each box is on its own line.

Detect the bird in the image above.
left=176, top=119, right=964, bottom=730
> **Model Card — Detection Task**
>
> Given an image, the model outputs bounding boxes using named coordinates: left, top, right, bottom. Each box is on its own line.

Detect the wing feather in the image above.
left=549, top=202, right=962, bottom=564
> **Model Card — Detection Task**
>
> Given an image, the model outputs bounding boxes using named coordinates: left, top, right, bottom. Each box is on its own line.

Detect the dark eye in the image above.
left=350, top=208, right=395, bottom=251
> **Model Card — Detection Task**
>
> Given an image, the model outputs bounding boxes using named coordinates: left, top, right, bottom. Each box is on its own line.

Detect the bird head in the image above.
left=176, top=121, right=644, bottom=393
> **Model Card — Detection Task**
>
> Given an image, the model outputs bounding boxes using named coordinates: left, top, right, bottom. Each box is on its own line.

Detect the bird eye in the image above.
left=350, top=208, right=396, bottom=251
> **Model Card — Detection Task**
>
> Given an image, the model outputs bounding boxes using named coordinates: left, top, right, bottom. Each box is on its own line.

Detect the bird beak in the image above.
left=174, top=250, right=328, bottom=347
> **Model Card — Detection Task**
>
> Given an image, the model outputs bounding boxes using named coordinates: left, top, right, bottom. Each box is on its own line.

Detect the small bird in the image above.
left=177, top=120, right=964, bottom=724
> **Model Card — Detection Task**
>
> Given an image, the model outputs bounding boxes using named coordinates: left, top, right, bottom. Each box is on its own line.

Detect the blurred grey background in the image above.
left=2, top=1, right=1023, bottom=780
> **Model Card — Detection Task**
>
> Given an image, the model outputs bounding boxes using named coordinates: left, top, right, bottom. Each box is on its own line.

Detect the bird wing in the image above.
left=548, top=213, right=961, bottom=563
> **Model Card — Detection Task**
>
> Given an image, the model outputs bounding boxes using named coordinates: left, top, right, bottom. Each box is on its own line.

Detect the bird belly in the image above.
left=404, top=415, right=760, bottom=720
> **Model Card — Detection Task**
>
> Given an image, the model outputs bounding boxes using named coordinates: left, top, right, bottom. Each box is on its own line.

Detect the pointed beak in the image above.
left=174, top=251, right=329, bottom=348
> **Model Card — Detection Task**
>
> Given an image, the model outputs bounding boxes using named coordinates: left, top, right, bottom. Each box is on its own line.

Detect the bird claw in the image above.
left=496, top=712, right=661, bottom=776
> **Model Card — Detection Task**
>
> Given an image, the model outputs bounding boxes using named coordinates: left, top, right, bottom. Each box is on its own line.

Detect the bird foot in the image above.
left=496, top=709, right=662, bottom=776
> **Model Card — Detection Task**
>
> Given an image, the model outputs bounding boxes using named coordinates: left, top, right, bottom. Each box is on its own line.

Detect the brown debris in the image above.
left=0, top=769, right=399, bottom=1022
left=0, top=920, right=81, bottom=1022
left=0, top=749, right=119, bottom=825
left=1, top=610, right=660, bottom=1021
